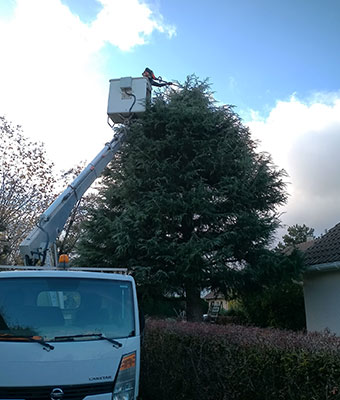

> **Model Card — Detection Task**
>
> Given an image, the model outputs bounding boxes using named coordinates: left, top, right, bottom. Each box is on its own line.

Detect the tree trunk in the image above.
left=185, top=284, right=203, bottom=322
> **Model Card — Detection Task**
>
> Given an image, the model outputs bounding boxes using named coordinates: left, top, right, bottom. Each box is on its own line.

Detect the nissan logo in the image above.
left=50, top=388, right=64, bottom=400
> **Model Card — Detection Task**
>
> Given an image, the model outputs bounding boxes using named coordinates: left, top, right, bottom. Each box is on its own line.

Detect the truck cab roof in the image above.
left=0, top=269, right=133, bottom=282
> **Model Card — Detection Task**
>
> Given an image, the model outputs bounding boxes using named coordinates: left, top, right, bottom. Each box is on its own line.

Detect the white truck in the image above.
left=0, top=75, right=159, bottom=400
left=0, top=269, right=141, bottom=400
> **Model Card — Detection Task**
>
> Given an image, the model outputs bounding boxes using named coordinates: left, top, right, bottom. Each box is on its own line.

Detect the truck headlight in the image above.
left=113, top=352, right=136, bottom=400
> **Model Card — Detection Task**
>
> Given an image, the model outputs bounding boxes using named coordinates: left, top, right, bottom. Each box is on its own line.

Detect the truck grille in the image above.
left=0, top=382, right=113, bottom=399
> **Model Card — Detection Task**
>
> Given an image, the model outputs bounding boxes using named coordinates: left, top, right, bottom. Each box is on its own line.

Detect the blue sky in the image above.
left=60, top=0, right=340, bottom=115
left=1, top=0, right=340, bottom=238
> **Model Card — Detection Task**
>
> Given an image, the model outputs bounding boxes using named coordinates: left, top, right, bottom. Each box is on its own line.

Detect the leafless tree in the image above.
left=0, top=116, right=56, bottom=264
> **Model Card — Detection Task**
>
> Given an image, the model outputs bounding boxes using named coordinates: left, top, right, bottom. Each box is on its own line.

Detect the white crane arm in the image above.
left=19, top=74, right=156, bottom=266
left=19, top=129, right=125, bottom=266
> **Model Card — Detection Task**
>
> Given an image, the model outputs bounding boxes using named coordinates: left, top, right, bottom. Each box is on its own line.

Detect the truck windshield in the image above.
left=0, top=277, right=135, bottom=341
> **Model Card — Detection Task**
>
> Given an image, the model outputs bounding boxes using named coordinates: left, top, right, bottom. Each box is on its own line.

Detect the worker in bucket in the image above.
left=142, top=67, right=172, bottom=87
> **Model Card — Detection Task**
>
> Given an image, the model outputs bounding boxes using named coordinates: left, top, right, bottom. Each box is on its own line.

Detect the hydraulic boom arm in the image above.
left=19, top=71, right=168, bottom=266
left=19, top=129, right=125, bottom=266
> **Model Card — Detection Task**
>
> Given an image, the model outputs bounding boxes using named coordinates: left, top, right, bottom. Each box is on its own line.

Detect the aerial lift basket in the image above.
left=107, top=76, right=151, bottom=124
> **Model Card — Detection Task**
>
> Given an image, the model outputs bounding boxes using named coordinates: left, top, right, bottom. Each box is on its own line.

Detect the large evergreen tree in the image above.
left=75, top=77, right=287, bottom=321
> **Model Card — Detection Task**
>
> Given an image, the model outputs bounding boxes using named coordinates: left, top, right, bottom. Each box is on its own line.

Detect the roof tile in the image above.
left=304, top=222, right=340, bottom=266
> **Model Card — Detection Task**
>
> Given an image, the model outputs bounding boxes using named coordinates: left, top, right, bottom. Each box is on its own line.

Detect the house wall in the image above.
left=207, top=299, right=228, bottom=311
left=304, top=269, right=340, bottom=334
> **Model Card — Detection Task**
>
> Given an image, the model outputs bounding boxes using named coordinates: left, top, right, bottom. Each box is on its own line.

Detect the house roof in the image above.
left=283, top=240, right=315, bottom=256
left=304, top=222, right=340, bottom=266
left=203, top=291, right=225, bottom=300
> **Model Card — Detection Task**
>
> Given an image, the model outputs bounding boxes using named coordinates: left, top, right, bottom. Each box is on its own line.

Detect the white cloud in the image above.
left=246, top=93, right=340, bottom=237
left=0, top=0, right=175, bottom=172
left=92, top=0, right=176, bottom=51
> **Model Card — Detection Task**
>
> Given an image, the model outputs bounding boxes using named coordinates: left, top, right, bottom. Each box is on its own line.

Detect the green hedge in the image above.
left=140, top=320, right=340, bottom=400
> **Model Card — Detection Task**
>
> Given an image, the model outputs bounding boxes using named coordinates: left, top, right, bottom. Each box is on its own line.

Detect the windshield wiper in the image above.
left=0, top=333, right=54, bottom=351
left=53, top=333, right=122, bottom=349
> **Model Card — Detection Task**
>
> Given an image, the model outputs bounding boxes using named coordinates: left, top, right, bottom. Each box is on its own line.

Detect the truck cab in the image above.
left=0, top=269, right=141, bottom=399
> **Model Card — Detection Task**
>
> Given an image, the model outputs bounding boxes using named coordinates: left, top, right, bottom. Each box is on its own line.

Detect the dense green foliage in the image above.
left=228, top=224, right=312, bottom=331
left=235, top=249, right=306, bottom=331
left=75, top=76, right=287, bottom=320
left=140, top=320, right=340, bottom=400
